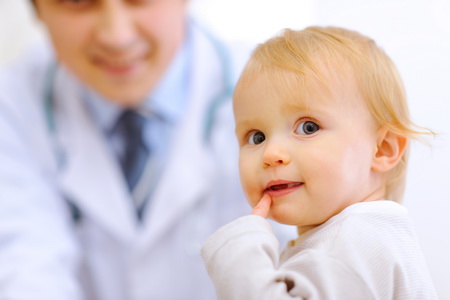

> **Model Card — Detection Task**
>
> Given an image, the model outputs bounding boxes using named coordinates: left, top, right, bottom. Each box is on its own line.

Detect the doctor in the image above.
left=0, top=0, right=278, bottom=299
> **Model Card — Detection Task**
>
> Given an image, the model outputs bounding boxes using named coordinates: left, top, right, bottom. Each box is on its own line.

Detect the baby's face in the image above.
left=233, top=71, right=385, bottom=233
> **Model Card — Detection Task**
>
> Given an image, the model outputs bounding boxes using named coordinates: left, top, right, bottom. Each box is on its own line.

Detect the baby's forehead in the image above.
left=235, top=66, right=359, bottom=108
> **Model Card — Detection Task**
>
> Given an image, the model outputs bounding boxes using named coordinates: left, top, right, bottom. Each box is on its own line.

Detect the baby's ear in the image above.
left=371, top=127, right=408, bottom=173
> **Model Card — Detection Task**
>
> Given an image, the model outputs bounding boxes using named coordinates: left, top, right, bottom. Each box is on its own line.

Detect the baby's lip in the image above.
left=264, top=180, right=303, bottom=192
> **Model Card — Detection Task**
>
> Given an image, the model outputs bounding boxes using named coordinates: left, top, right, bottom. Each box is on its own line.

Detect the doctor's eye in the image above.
left=60, top=0, right=91, bottom=3
left=248, top=131, right=265, bottom=145
left=129, top=0, right=160, bottom=4
left=295, top=121, right=320, bottom=135
left=59, top=0, right=94, bottom=8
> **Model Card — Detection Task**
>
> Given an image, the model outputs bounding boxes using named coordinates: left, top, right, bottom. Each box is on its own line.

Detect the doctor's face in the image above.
left=34, top=0, right=188, bottom=107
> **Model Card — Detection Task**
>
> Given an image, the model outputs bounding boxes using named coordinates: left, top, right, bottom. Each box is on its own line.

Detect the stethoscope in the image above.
left=43, top=24, right=235, bottom=221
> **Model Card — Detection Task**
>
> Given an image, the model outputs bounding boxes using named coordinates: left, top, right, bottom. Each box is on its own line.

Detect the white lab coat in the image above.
left=0, top=25, right=284, bottom=300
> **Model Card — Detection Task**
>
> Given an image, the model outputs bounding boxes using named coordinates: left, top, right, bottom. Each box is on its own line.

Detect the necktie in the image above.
left=116, top=110, right=150, bottom=192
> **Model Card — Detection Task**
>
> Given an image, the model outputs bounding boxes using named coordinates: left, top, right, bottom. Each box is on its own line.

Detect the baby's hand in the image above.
left=251, top=194, right=272, bottom=218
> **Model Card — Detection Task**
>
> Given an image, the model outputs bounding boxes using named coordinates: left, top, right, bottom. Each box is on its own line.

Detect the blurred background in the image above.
left=1, top=0, right=449, bottom=298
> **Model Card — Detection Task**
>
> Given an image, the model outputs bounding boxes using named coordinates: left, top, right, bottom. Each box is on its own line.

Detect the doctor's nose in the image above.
left=262, top=143, right=291, bottom=168
left=94, top=3, right=138, bottom=52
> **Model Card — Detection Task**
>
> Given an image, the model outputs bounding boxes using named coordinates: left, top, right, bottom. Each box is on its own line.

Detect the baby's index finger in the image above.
left=251, top=194, right=272, bottom=218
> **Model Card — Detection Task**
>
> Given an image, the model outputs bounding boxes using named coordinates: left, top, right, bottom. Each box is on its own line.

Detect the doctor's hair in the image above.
left=234, top=26, right=433, bottom=203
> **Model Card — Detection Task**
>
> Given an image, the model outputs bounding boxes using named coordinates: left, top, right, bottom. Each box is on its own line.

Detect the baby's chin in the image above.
left=268, top=204, right=305, bottom=227
left=267, top=209, right=293, bottom=225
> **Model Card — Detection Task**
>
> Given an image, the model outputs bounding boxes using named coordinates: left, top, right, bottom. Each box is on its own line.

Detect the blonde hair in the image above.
left=235, top=26, right=431, bottom=202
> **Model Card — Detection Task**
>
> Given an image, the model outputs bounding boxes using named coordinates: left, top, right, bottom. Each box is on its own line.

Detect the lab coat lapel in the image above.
left=138, top=27, right=223, bottom=248
left=140, top=120, right=215, bottom=247
left=55, top=70, right=136, bottom=242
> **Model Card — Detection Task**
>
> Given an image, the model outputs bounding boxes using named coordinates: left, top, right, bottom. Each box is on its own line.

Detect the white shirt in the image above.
left=202, top=201, right=437, bottom=300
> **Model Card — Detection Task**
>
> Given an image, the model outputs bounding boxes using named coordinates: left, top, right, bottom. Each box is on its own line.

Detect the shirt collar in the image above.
left=84, top=23, right=192, bottom=133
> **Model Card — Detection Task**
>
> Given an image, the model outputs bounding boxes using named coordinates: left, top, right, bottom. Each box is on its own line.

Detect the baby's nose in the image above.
left=262, top=145, right=291, bottom=167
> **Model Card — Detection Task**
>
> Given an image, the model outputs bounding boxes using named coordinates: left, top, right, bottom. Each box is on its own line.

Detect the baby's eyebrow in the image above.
left=281, top=102, right=312, bottom=114
left=284, top=96, right=333, bottom=115
left=235, top=120, right=252, bottom=133
left=234, top=117, right=261, bottom=134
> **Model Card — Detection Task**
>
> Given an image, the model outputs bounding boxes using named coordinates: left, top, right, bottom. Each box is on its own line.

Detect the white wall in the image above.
left=1, top=0, right=449, bottom=298
left=189, top=0, right=315, bottom=43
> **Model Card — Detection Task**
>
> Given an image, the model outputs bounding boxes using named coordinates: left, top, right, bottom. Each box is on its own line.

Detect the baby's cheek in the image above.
left=245, top=192, right=259, bottom=208
left=241, top=181, right=259, bottom=208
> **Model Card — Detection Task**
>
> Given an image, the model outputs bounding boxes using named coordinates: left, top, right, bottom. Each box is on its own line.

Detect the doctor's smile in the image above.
left=92, top=55, right=147, bottom=77
left=264, top=180, right=303, bottom=198
left=90, top=47, right=151, bottom=77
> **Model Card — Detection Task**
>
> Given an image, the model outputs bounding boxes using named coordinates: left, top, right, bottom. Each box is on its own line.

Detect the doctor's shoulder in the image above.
left=0, top=41, right=57, bottom=141
left=0, top=41, right=57, bottom=165
left=226, top=39, right=255, bottom=82
left=0, top=41, right=54, bottom=106
left=207, top=38, right=255, bottom=137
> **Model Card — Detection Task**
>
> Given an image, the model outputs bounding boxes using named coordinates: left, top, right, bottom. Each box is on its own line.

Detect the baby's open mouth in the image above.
left=265, top=182, right=303, bottom=192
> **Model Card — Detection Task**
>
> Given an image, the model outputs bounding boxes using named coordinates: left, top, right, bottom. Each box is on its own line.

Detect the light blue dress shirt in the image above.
left=82, top=25, right=193, bottom=211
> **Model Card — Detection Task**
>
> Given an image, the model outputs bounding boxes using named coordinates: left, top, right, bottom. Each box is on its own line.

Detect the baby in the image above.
left=201, top=26, right=437, bottom=299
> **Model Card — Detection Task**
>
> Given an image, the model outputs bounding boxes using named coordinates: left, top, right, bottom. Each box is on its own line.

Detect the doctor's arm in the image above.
left=0, top=100, right=83, bottom=299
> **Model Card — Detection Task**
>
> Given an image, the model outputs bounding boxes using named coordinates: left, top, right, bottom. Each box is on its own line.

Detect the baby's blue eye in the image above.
left=295, top=121, right=320, bottom=135
left=248, top=131, right=265, bottom=145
